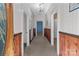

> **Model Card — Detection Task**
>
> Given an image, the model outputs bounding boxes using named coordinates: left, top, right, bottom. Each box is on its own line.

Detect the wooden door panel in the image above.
left=14, top=33, right=22, bottom=56
left=4, top=3, right=14, bottom=56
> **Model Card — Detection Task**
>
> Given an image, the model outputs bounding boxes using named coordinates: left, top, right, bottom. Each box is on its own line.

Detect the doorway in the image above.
left=37, top=21, right=43, bottom=35
left=51, top=11, right=59, bottom=55
left=53, top=13, right=57, bottom=49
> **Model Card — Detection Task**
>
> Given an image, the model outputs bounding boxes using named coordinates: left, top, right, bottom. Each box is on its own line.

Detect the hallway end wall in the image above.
left=34, top=14, right=45, bottom=36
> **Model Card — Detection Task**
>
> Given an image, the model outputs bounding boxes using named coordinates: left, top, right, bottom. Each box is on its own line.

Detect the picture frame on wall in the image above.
left=69, top=3, right=79, bottom=12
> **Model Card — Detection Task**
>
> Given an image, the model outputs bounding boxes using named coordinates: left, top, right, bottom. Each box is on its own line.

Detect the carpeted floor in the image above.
left=24, top=33, right=57, bottom=56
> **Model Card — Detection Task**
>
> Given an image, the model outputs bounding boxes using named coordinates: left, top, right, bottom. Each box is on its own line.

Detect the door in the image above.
left=4, top=3, right=14, bottom=55
left=37, top=21, right=43, bottom=33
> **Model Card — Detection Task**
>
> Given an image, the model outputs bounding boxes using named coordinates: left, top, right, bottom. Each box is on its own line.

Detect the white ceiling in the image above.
left=13, top=3, right=52, bottom=16
left=28, top=3, right=52, bottom=15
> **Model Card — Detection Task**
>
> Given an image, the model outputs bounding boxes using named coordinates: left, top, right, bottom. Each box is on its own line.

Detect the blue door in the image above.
left=37, top=21, right=43, bottom=33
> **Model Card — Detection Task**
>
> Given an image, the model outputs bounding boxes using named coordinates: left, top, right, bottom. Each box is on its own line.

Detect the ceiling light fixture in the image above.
left=38, top=3, right=44, bottom=12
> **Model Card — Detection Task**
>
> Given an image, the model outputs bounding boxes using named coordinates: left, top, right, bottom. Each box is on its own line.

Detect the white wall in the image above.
left=13, top=4, right=23, bottom=34
left=13, top=4, right=34, bottom=47
left=46, top=4, right=57, bottom=28
left=45, top=8, right=51, bottom=28
left=34, top=14, right=45, bottom=28
left=59, top=3, right=79, bottom=35
left=13, top=4, right=33, bottom=34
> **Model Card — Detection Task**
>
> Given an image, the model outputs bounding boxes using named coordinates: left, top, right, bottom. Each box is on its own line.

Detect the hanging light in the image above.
left=38, top=3, right=44, bottom=12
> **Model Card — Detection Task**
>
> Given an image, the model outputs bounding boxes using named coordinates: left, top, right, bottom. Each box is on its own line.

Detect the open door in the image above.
left=4, top=3, right=14, bottom=56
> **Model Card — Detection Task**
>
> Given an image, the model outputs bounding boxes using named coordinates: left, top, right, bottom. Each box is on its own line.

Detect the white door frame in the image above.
left=23, top=11, right=29, bottom=47
left=51, top=11, right=59, bottom=56
left=27, top=16, right=30, bottom=46
left=51, top=14, right=54, bottom=46
left=21, top=10, right=24, bottom=56
left=36, top=21, right=44, bottom=36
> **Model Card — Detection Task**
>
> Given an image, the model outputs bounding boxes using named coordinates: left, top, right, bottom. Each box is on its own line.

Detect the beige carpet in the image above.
left=24, top=34, right=57, bottom=56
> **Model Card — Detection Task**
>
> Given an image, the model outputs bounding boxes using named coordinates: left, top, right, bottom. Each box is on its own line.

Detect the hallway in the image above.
left=24, top=33, right=57, bottom=56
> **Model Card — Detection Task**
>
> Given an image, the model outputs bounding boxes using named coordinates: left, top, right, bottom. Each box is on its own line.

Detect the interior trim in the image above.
left=59, top=31, right=79, bottom=38
left=14, top=32, right=22, bottom=36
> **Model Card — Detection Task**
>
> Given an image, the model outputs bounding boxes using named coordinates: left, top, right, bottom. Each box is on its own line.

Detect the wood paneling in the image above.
left=14, top=33, right=22, bottom=56
left=44, top=28, right=51, bottom=42
left=4, top=3, right=14, bottom=56
left=59, top=32, right=79, bottom=56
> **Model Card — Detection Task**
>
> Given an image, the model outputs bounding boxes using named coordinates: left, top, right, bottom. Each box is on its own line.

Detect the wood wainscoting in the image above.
left=59, top=32, right=79, bottom=56
left=44, top=28, right=51, bottom=42
left=14, top=33, right=22, bottom=56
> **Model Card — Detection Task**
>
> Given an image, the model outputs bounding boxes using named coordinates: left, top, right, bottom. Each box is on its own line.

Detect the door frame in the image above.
left=22, top=11, right=29, bottom=47
left=51, top=11, right=60, bottom=56
left=36, top=21, right=44, bottom=36
left=4, top=3, right=14, bottom=56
